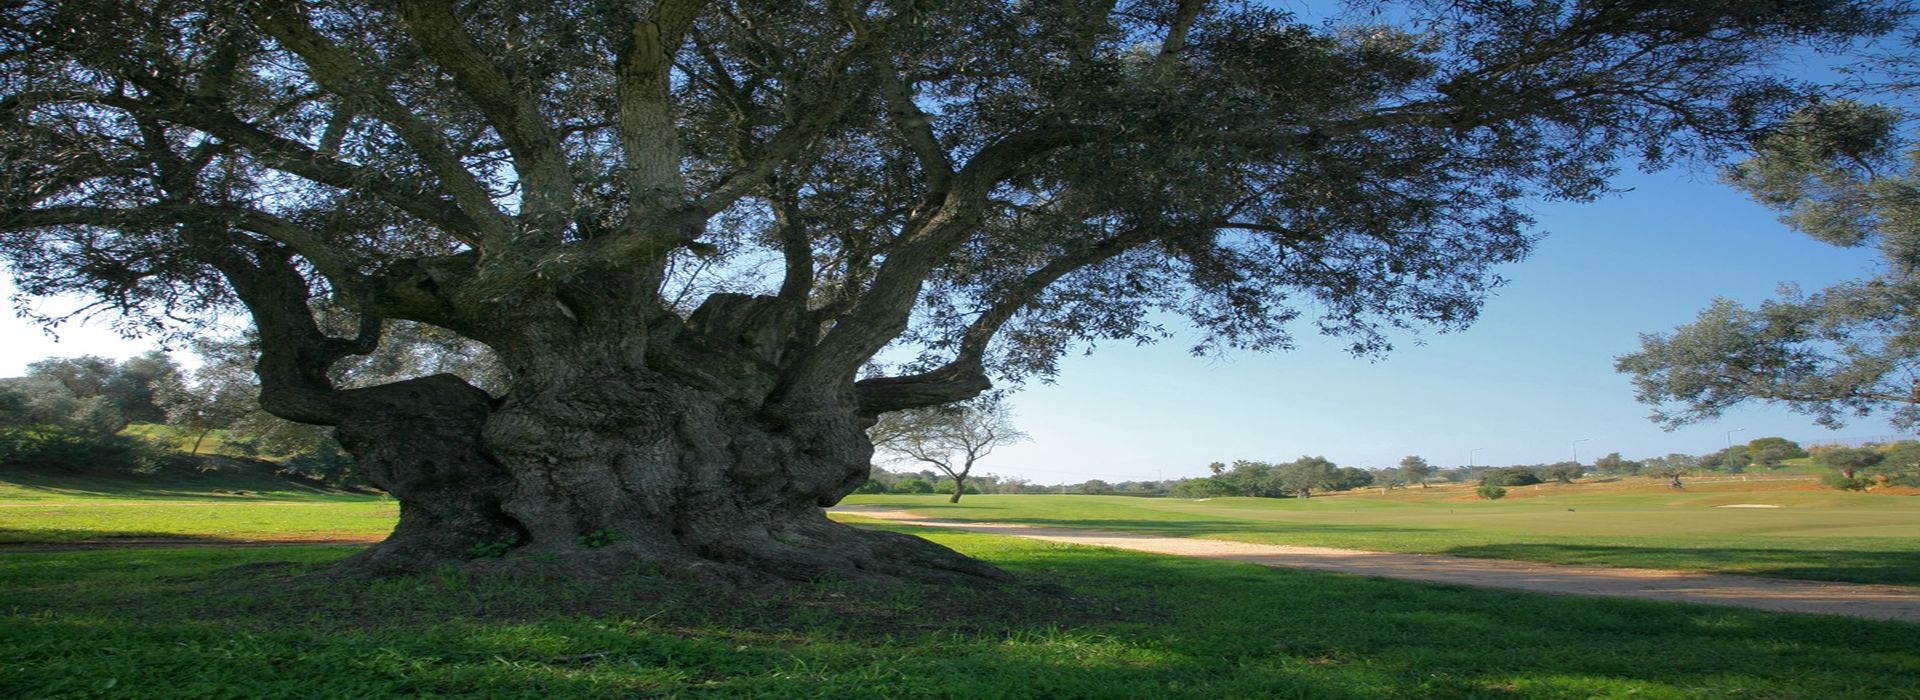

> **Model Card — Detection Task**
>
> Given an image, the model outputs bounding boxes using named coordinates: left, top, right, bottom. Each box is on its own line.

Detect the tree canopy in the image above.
left=2, top=1, right=1897, bottom=400
left=0, top=352, right=179, bottom=433
left=1398, top=454, right=1434, bottom=487
left=1619, top=68, right=1920, bottom=430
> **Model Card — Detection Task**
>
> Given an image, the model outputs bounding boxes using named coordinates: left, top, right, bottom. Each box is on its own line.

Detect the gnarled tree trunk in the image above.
left=253, top=271, right=1005, bottom=585
left=325, top=369, right=1007, bottom=583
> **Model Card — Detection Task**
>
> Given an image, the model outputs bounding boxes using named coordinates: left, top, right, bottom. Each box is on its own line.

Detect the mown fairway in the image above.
left=844, top=482, right=1920, bottom=586
left=0, top=471, right=394, bottom=544
left=4, top=474, right=1920, bottom=697
left=9, top=471, right=1920, bottom=586
left=0, top=498, right=396, bottom=544
left=4, top=521, right=1919, bottom=699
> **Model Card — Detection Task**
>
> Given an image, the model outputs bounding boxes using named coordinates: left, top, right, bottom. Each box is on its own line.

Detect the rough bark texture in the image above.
left=324, top=375, right=517, bottom=573
left=319, top=290, right=1008, bottom=586
left=326, top=370, right=1007, bottom=584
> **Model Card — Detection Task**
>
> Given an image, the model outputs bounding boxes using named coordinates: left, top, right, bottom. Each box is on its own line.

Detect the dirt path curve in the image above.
left=835, top=507, right=1920, bottom=624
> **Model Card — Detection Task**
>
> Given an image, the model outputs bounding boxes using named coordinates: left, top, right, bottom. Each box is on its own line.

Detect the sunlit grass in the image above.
left=0, top=498, right=396, bottom=543
left=2, top=526, right=1915, bottom=699
left=843, top=487, right=1920, bottom=585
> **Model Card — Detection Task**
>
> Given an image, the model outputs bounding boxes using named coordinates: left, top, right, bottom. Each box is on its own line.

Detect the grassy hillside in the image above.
left=119, top=423, right=242, bottom=456
left=0, top=419, right=365, bottom=501
left=845, top=482, right=1920, bottom=585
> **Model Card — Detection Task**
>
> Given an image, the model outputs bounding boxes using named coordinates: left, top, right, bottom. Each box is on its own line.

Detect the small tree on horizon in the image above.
left=1539, top=462, right=1583, bottom=484
left=872, top=395, right=1028, bottom=503
left=1278, top=456, right=1342, bottom=499
left=1647, top=461, right=1690, bottom=490
left=1593, top=452, right=1643, bottom=476
left=1746, top=437, right=1808, bottom=469
left=155, top=373, right=256, bottom=456
left=1399, top=456, right=1434, bottom=489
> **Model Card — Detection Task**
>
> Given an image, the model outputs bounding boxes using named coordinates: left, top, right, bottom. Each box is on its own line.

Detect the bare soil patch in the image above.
left=838, top=506, right=1920, bottom=623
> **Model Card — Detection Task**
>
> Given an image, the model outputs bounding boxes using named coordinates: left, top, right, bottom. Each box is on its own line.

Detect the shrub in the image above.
left=1479, top=467, right=1541, bottom=487
left=1811, top=445, right=1883, bottom=477
left=1172, top=477, right=1237, bottom=498
left=278, top=441, right=358, bottom=486
left=0, top=424, right=171, bottom=473
left=1823, top=472, right=1873, bottom=491
left=1477, top=483, right=1508, bottom=500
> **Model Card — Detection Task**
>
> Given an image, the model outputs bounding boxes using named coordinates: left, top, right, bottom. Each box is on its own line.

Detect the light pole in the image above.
left=1572, top=438, right=1590, bottom=466
left=1725, top=428, right=1746, bottom=471
left=1469, top=448, right=1486, bottom=469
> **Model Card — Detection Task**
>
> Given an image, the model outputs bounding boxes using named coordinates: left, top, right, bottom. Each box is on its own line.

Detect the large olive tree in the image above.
left=0, top=0, right=1896, bottom=582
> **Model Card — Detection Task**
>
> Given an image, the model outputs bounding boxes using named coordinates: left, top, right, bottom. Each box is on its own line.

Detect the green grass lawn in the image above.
left=843, top=486, right=1920, bottom=586
left=1, top=523, right=1915, bottom=699
left=9, top=469, right=1919, bottom=586
left=0, top=498, right=397, bottom=543
left=0, top=468, right=393, bottom=543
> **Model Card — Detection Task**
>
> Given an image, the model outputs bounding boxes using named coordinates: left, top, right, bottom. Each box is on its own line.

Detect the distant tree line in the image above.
left=1808, top=443, right=1920, bottom=491
left=0, top=353, right=180, bottom=473
left=857, top=432, right=1920, bottom=501
left=1125, top=435, right=1919, bottom=501
left=1167, top=458, right=1376, bottom=499
left=857, top=466, right=1030, bottom=496
left=0, top=332, right=483, bottom=486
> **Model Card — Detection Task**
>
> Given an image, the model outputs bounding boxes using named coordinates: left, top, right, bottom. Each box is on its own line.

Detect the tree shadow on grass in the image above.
left=0, top=464, right=371, bottom=501
left=1445, top=543, right=1920, bottom=587
left=3, top=534, right=1916, bottom=699
left=887, top=513, right=1920, bottom=588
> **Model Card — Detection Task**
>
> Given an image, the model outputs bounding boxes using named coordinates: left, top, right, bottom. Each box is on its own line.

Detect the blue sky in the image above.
left=973, top=166, right=1905, bottom=485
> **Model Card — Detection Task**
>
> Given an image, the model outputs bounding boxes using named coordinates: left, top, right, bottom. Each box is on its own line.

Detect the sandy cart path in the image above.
left=836, top=507, right=1920, bottom=624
